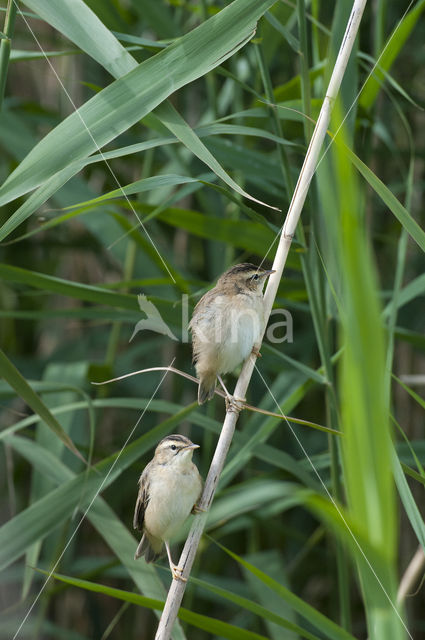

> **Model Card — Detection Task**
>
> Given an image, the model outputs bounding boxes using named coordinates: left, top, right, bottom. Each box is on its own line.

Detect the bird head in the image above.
left=154, top=434, right=200, bottom=466
left=217, top=263, right=275, bottom=293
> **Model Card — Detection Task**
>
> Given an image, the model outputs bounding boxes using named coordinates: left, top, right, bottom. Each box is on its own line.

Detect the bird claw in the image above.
left=251, top=346, right=262, bottom=358
left=172, top=565, right=187, bottom=582
left=192, top=503, right=206, bottom=514
left=225, top=394, right=246, bottom=414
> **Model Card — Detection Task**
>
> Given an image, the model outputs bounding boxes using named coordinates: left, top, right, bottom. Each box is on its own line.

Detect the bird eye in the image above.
left=170, top=444, right=177, bottom=451
left=251, top=274, right=259, bottom=281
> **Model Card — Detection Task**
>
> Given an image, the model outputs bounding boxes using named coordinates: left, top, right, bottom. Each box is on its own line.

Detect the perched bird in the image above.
left=133, top=434, right=203, bottom=581
left=190, top=263, right=275, bottom=404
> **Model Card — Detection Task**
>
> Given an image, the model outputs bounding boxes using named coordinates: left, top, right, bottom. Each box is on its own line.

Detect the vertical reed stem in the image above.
left=155, top=2, right=367, bottom=637
left=0, top=0, right=17, bottom=110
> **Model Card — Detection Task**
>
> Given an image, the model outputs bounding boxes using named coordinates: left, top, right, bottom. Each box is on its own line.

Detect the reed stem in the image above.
left=155, top=2, right=367, bottom=637
left=0, top=0, right=17, bottom=111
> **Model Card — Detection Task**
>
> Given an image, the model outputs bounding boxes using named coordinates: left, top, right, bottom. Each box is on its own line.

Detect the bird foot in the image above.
left=192, top=503, right=207, bottom=514
left=225, top=394, right=246, bottom=414
left=251, top=346, right=262, bottom=358
left=171, top=565, right=187, bottom=582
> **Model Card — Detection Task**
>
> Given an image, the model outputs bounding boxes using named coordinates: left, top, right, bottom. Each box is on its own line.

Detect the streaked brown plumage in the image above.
left=189, top=263, right=274, bottom=404
left=133, top=434, right=202, bottom=580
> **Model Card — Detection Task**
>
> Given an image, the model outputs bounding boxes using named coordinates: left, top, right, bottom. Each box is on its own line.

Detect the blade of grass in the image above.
left=37, top=571, right=270, bottom=640
left=0, top=350, right=85, bottom=464
left=392, top=449, right=425, bottom=552
left=189, top=573, right=321, bottom=640
left=329, top=107, right=404, bottom=638
left=154, top=101, right=279, bottom=212
left=213, top=539, right=356, bottom=640
left=340, top=140, right=425, bottom=254
left=0, top=0, right=278, bottom=216
left=22, top=362, right=92, bottom=599
left=359, top=0, right=425, bottom=110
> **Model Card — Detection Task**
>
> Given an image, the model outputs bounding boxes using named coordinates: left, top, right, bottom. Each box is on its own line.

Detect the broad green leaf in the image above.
left=23, top=362, right=92, bottom=599
left=263, top=343, right=327, bottom=384
left=1, top=397, right=319, bottom=492
left=110, top=208, right=295, bottom=272
left=63, top=174, right=203, bottom=209
left=214, top=539, right=356, bottom=640
left=359, top=0, right=425, bottom=109
left=155, top=207, right=276, bottom=256
left=207, top=480, right=299, bottom=531
left=0, top=308, right=140, bottom=322
left=220, top=370, right=322, bottom=488
left=0, top=137, right=177, bottom=243
left=189, top=573, right=321, bottom=640
left=303, top=492, right=402, bottom=596
left=0, top=398, right=200, bottom=441
left=21, top=0, right=136, bottom=77
left=40, top=572, right=269, bottom=640
left=0, top=113, right=294, bottom=243
left=154, top=101, right=279, bottom=211
left=0, top=264, right=187, bottom=331
left=242, top=551, right=299, bottom=640
left=0, top=264, right=139, bottom=310
left=341, top=141, right=425, bottom=254
left=0, top=161, right=89, bottom=241
left=358, top=51, right=421, bottom=109
left=330, top=118, right=403, bottom=639
left=0, top=350, right=84, bottom=463
left=273, top=63, right=326, bottom=102
left=0, top=0, right=278, bottom=214
left=9, top=0, right=278, bottom=240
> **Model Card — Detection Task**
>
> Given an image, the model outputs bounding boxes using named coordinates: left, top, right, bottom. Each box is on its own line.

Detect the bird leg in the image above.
left=165, top=542, right=186, bottom=582
left=217, top=374, right=231, bottom=397
left=217, top=375, right=246, bottom=413
left=225, top=395, right=246, bottom=413
left=192, top=503, right=207, bottom=514
left=251, top=346, right=262, bottom=358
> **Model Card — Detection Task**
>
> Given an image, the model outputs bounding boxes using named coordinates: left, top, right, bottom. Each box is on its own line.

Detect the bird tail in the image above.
left=198, top=372, right=216, bottom=405
left=134, top=533, right=163, bottom=563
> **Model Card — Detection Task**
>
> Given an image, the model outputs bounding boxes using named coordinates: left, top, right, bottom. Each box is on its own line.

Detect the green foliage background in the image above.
left=0, top=1, right=424, bottom=639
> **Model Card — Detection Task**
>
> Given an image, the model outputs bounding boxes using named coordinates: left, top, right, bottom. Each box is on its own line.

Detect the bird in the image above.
left=189, top=263, right=275, bottom=405
left=133, top=434, right=203, bottom=581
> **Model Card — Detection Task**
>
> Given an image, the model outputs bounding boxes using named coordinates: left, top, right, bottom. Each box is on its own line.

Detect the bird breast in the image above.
left=193, top=292, right=264, bottom=375
left=144, top=464, right=201, bottom=542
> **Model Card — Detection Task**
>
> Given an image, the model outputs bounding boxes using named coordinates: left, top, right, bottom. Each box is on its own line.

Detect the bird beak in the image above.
left=184, top=443, right=200, bottom=451
left=260, top=269, right=276, bottom=278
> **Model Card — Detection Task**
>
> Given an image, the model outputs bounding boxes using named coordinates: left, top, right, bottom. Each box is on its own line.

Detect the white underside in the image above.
left=144, top=462, right=201, bottom=542
left=193, top=293, right=264, bottom=375
left=218, top=313, right=260, bottom=372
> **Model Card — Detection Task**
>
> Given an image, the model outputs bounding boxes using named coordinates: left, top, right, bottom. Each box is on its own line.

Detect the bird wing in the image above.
left=189, top=288, right=217, bottom=327
left=133, top=465, right=151, bottom=531
left=190, top=289, right=232, bottom=365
